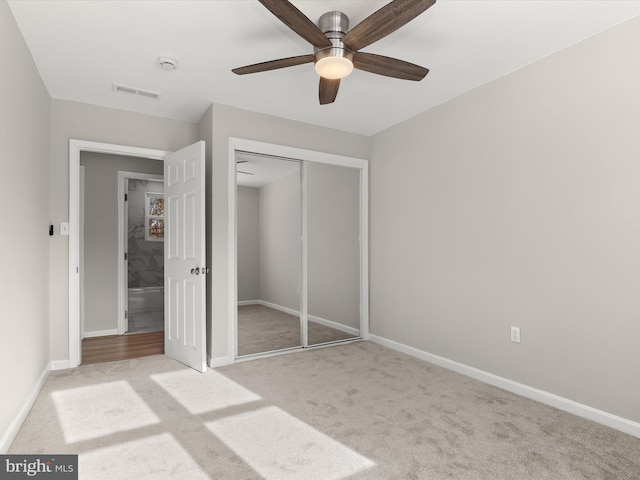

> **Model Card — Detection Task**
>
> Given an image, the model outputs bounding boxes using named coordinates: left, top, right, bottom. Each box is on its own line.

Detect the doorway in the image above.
left=79, top=154, right=163, bottom=339
left=69, top=140, right=207, bottom=371
left=118, top=172, right=165, bottom=335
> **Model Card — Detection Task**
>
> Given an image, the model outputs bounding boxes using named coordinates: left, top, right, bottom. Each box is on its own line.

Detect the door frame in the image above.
left=228, top=137, right=370, bottom=360
left=117, top=171, right=164, bottom=335
left=69, top=140, right=168, bottom=368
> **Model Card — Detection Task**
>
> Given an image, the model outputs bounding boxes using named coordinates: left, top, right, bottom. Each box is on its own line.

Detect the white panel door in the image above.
left=164, top=141, right=206, bottom=372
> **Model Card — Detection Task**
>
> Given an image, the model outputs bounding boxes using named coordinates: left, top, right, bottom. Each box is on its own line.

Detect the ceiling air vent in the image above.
left=112, top=83, right=161, bottom=100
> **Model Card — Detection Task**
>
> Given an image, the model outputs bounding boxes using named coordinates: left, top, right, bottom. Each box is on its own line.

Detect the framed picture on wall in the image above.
left=145, top=192, right=164, bottom=241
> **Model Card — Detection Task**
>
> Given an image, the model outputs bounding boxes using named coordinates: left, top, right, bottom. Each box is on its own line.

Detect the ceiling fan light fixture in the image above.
left=315, top=55, right=353, bottom=79
left=314, top=45, right=353, bottom=79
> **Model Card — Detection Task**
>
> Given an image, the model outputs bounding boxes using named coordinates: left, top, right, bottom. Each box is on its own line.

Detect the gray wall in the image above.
left=237, top=186, right=260, bottom=302
left=49, top=100, right=198, bottom=359
left=0, top=1, right=51, bottom=451
left=80, top=153, right=163, bottom=334
left=128, top=179, right=164, bottom=288
left=370, top=15, right=640, bottom=423
left=209, top=104, right=372, bottom=362
left=259, top=171, right=301, bottom=311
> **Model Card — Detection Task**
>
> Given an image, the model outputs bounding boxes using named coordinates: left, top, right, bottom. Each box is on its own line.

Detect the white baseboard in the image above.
left=257, top=300, right=299, bottom=317
left=237, top=300, right=259, bottom=306
left=308, top=314, right=360, bottom=336
left=50, top=359, right=71, bottom=371
left=83, top=329, right=119, bottom=338
left=369, top=334, right=640, bottom=439
left=209, top=356, right=234, bottom=368
left=0, top=363, right=50, bottom=453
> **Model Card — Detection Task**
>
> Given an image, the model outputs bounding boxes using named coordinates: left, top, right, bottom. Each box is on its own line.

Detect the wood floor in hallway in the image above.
left=81, top=330, right=164, bottom=365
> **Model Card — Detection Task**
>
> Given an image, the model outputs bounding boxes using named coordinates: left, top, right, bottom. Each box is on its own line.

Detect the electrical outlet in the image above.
left=510, top=326, right=521, bottom=343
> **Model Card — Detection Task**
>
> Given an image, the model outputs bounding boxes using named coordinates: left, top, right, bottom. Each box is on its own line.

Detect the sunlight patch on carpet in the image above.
left=150, top=369, right=261, bottom=414
left=51, top=380, right=160, bottom=443
left=206, top=406, right=375, bottom=480
left=80, top=433, right=210, bottom=480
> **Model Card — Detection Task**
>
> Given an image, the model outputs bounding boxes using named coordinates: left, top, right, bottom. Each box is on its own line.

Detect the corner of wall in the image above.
left=0, top=364, right=50, bottom=454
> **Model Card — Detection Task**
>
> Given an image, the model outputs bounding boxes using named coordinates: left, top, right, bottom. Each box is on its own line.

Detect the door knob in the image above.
left=190, top=267, right=200, bottom=275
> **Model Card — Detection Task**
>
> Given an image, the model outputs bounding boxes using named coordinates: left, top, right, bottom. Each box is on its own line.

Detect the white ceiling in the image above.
left=8, top=1, right=640, bottom=136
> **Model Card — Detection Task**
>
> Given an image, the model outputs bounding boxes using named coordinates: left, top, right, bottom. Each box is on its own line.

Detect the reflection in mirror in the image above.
left=236, top=153, right=302, bottom=356
left=307, top=163, right=361, bottom=345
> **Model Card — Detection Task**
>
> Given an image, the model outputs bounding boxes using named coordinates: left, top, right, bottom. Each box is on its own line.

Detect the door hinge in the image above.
left=124, top=310, right=128, bottom=319
left=124, top=252, right=128, bottom=260
left=124, top=193, right=128, bottom=201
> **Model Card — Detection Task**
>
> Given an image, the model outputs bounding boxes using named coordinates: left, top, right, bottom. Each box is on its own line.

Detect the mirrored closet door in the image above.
left=306, top=162, right=361, bottom=346
left=235, top=147, right=366, bottom=358
left=236, top=153, right=302, bottom=356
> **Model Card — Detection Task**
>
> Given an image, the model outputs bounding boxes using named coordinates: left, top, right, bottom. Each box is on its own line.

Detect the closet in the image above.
left=234, top=149, right=367, bottom=357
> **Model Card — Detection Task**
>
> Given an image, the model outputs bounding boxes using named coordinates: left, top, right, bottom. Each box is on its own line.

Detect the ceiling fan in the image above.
left=232, top=0, right=435, bottom=105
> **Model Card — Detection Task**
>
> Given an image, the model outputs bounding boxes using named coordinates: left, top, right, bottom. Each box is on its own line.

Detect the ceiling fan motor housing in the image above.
left=319, top=11, right=349, bottom=37
left=314, top=11, right=353, bottom=64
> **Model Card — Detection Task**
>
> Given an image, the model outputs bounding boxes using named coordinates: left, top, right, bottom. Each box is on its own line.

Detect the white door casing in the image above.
left=164, top=141, right=207, bottom=372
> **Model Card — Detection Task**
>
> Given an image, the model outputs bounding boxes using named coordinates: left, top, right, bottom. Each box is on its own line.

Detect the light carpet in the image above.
left=9, top=341, right=640, bottom=479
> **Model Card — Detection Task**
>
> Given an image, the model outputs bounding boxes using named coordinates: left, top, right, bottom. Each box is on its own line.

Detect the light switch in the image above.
left=60, top=222, right=70, bottom=236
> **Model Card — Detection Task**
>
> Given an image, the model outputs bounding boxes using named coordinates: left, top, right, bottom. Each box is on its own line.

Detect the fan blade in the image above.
left=319, top=77, right=340, bottom=105
left=353, top=52, right=428, bottom=81
left=342, top=0, right=436, bottom=51
left=259, top=0, right=331, bottom=48
left=232, top=55, right=315, bottom=75
left=237, top=171, right=255, bottom=175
